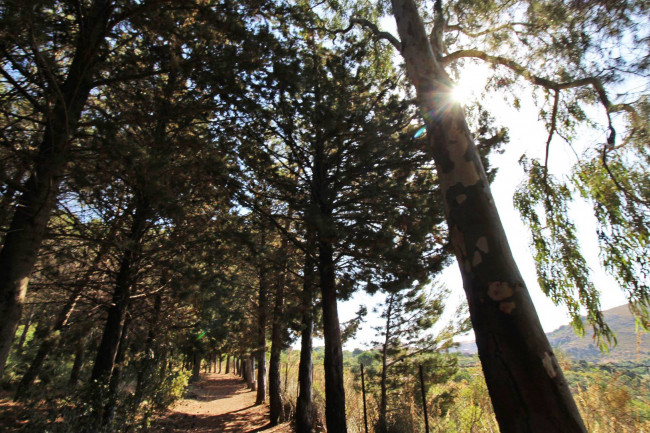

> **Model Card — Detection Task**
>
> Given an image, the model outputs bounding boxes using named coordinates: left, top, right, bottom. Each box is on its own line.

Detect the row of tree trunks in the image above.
left=0, top=0, right=116, bottom=378
left=389, top=1, right=587, bottom=432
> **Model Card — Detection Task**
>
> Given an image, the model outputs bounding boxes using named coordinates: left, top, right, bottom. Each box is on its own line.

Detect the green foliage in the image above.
left=514, top=158, right=612, bottom=344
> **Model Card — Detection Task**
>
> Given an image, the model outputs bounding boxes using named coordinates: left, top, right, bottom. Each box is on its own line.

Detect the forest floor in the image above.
left=149, top=372, right=294, bottom=433
left=0, top=373, right=293, bottom=432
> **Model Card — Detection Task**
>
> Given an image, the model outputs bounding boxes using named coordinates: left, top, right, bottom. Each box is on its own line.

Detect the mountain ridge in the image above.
left=456, top=303, right=649, bottom=363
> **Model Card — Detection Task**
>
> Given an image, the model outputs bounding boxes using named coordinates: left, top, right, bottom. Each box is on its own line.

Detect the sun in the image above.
left=450, top=62, right=490, bottom=104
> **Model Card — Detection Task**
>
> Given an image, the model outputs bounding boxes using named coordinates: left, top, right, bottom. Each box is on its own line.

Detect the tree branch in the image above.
left=349, top=18, right=402, bottom=53
left=543, top=89, right=560, bottom=183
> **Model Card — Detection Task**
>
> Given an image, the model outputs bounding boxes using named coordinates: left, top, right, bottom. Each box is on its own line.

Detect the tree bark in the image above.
left=256, top=267, right=268, bottom=404
left=390, top=1, right=587, bottom=432
left=102, top=317, right=131, bottom=428
left=318, top=239, right=347, bottom=432
left=296, top=247, right=315, bottom=433
left=0, top=0, right=115, bottom=378
left=378, top=294, right=395, bottom=433
left=269, top=235, right=290, bottom=425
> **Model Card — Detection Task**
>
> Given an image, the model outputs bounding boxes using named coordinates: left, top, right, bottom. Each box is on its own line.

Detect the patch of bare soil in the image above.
left=148, top=373, right=293, bottom=433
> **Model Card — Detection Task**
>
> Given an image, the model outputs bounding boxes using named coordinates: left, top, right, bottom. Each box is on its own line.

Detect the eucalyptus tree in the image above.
left=324, top=0, right=649, bottom=431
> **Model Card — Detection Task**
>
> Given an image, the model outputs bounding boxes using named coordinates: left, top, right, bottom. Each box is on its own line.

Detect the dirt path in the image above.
left=149, top=373, right=293, bottom=433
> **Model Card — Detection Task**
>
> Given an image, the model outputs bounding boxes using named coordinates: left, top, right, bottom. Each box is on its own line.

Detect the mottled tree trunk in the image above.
left=0, top=0, right=115, bottom=378
left=390, top=1, right=587, bottom=432
left=296, top=247, right=315, bottom=433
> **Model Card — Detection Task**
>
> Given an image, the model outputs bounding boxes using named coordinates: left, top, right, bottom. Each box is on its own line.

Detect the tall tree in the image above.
left=235, top=33, right=450, bottom=430
left=334, top=0, right=648, bottom=430
left=0, top=0, right=118, bottom=378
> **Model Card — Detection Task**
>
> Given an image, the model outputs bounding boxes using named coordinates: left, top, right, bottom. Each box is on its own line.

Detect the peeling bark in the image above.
left=390, top=1, right=587, bottom=431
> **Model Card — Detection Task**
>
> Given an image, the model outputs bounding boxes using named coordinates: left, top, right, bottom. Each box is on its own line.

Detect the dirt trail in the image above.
left=149, top=373, right=293, bottom=433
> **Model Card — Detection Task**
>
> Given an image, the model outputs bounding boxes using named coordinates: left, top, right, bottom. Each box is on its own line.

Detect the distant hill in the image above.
left=547, top=304, right=649, bottom=362
left=454, top=304, right=650, bottom=363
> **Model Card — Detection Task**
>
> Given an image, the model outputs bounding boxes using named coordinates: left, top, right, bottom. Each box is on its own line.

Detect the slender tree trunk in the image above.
left=256, top=267, right=268, bottom=404
left=218, top=354, right=222, bottom=373
left=90, top=199, right=149, bottom=387
left=14, top=291, right=81, bottom=400
left=134, top=294, right=162, bottom=409
left=318, top=239, right=347, bottom=432
left=390, top=1, right=587, bottom=432
left=17, top=304, right=34, bottom=351
left=379, top=295, right=394, bottom=433
left=248, top=354, right=256, bottom=390
left=68, top=335, right=87, bottom=388
left=191, top=350, right=201, bottom=383
left=68, top=326, right=93, bottom=388
left=0, top=0, right=115, bottom=378
left=269, top=233, right=290, bottom=425
left=296, top=247, right=315, bottom=433
left=226, top=354, right=230, bottom=374
left=102, top=317, right=131, bottom=429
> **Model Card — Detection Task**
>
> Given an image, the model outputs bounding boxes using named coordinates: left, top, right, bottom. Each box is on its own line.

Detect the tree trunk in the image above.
left=134, top=294, right=162, bottom=409
left=17, top=304, right=34, bottom=351
left=269, top=235, right=290, bottom=425
left=102, top=317, right=131, bottom=429
left=90, top=199, right=149, bottom=387
left=14, top=291, right=81, bottom=400
left=68, top=335, right=88, bottom=388
left=318, top=239, right=347, bottom=432
left=191, top=350, right=201, bottom=383
left=378, top=295, right=394, bottom=433
left=218, top=354, right=222, bottom=373
left=256, top=267, right=268, bottom=404
left=248, top=354, right=256, bottom=390
left=390, top=1, right=587, bottom=432
left=296, top=247, right=315, bottom=433
left=0, top=0, right=115, bottom=378
left=226, top=354, right=230, bottom=374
